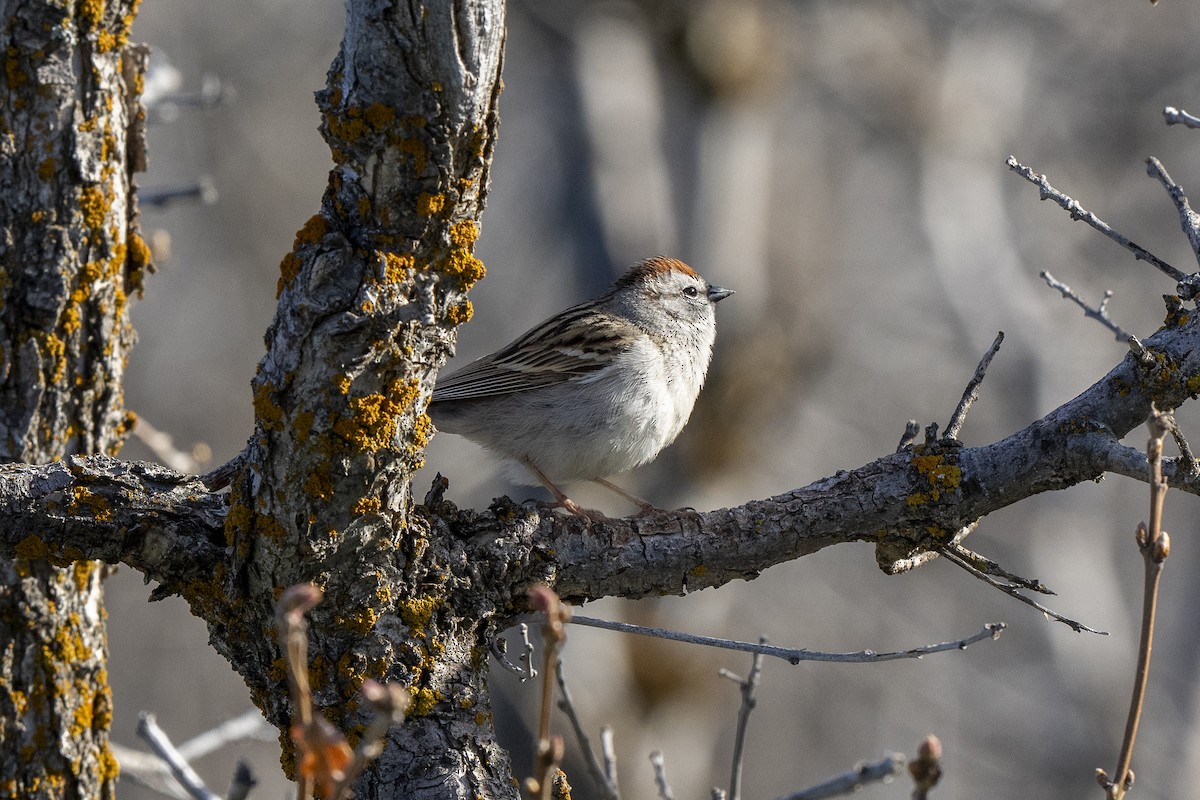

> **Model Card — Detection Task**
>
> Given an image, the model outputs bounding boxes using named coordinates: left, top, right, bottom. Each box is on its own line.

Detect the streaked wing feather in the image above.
left=432, top=305, right=636, bottom=402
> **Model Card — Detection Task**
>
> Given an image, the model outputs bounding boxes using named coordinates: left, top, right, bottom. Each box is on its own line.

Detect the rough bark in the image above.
left=0, top=0, right=149, bottom=797
left=0, top=299, right=1198, bottom=799
left=3, top=2, right=1199, bottom=800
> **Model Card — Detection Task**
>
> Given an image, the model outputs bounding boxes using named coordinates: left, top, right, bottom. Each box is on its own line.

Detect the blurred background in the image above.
left=110, top=0, right=1200, bottom=797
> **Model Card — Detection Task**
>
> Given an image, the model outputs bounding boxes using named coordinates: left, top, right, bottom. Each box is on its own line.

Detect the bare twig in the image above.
left=600, top=727, right=618, bottom=792
left=1145, top=157, right=1200, bottom=274
left=492, top=623, right=538, bottom=681
left=908, top=735, right=943, bottom=800
left=1163, top=106, right=1200, bottom=129
left=773, top=753, right=906, bottom=800
left=525, top=586, right=571, bottom=800
left=135, top=713, right=222, bottom=800
left=114, top=708, right=274, bottom=798
left=942, top=543, right=1054, bottom=594
left=567, top=615, right=1005, bottom=663
left=649, top=752, right=676, bottom=800
left=939, top=548, right=1107, bottom=634
left=1006, top=156, right=1187, bottom=284
left=722, top=642, right=766, bottom=800
left=141, top=177, right=219, bottom=210
left=944, top=332, right=1004, bottom=441
left=555, top=659, right=619, bottom=800
left=1099, top=409, right=1173, bottom=800
left=276, top=584, right=340, bottom=800
left=1150, top=384, right=1200, bottom=479
left=1039, top=272, right=1131, bottom=342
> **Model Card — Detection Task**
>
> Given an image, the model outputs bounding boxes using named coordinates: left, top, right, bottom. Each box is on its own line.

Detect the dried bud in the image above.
left=1135, top=522, right=1149, bottom=548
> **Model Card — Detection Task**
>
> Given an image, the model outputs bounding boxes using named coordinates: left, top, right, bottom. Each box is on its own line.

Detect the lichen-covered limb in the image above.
left=0, top=456, right=226, bottom=593
left=464, top=300, right=1200, bottom=604
left=3, top=302, right=1200, bottom=612
left=0, top=304, right=1197, bottom=799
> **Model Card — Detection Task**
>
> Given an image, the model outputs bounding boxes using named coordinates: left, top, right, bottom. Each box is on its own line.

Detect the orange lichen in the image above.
left=446, top=299, right=473, bottom=325
left=383, top=252, right=414, bottom=284
left=277, top=215, right=329, bottom=296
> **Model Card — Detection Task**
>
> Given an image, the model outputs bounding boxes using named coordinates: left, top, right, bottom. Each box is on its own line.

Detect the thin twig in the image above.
left=1100, top=410, right=1173, bottom=800
left=491, top=623, right=538, bottom=681
left=600, top=727, right=618, bottom=791
left=555, top=659, right=619, bottom=800
left=1006, top=156, right=1186, bottom=283
left=773, top=753, right=906, bottom=800
left=944, top=332, right=1004, bottom=440
left=723, top=642, right=766, bottom=800
left=943, top=543, right=1055, bottom=594
left=649, top=752, right=676, bottom=800
left=1145, top=157, right=1200, bottom=276
left=1159, top=409, right=1200, bottom=479
left=141, top=177, right=219, bottom=210
left=1163, top=105, right=1200, bottom=129
left=136, top=713, right=222, bottom=800
left=939, top=548, right=1107, bottom=634
left=526, top=586, right=570, bottom=800
left=568, top=615, right=1005, bottom=664
left=1040, top=272, right=1131, bottom=342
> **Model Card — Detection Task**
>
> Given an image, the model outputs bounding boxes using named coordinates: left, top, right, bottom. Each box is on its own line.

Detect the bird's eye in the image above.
left=682, top=286, right=699, bottom=297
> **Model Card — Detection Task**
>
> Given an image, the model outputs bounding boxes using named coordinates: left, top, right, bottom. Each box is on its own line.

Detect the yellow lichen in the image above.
left=416, top=192, right=445, bottom=217
left=407, top=686, right=442, bottom=717
left=303, top=468, right=334, bottom=501
left=352, top=496, right=381, bottom=515
left=79, top=185, right=106, bottom=232
left=253, top=382, right=285, bottom=432
left=79, top=0, right=104, bottom=29
left=907, top=453, right=962, bottom=507
left=446, top=299, right=473, bottom=325
left=67, top=487, right=112, bottom=521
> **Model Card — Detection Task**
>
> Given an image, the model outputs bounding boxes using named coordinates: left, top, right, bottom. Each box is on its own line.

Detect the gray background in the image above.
left=110, top=1, right=1200, bottom=798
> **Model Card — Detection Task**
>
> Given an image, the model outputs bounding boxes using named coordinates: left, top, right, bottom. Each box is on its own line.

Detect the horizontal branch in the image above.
left=2, top=302, right=1200, bottom=616
left=0, top=456, right=226, bottom=596
left=459, top=302, right=1200, bottom=606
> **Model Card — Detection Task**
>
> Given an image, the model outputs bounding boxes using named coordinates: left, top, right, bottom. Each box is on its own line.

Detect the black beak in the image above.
left=708, top=285, right=734, bottom=303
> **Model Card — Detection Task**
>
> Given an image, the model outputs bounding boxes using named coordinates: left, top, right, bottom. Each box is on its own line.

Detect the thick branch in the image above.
left=3, top=302, right=1200, bottom=615
left=0, top=457, right=226, bottom=594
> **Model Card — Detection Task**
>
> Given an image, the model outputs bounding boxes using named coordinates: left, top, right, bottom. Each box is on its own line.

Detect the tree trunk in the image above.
left=204, top=2, right=511, bottom=798
left=0, top=1, right=149, bottom=797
